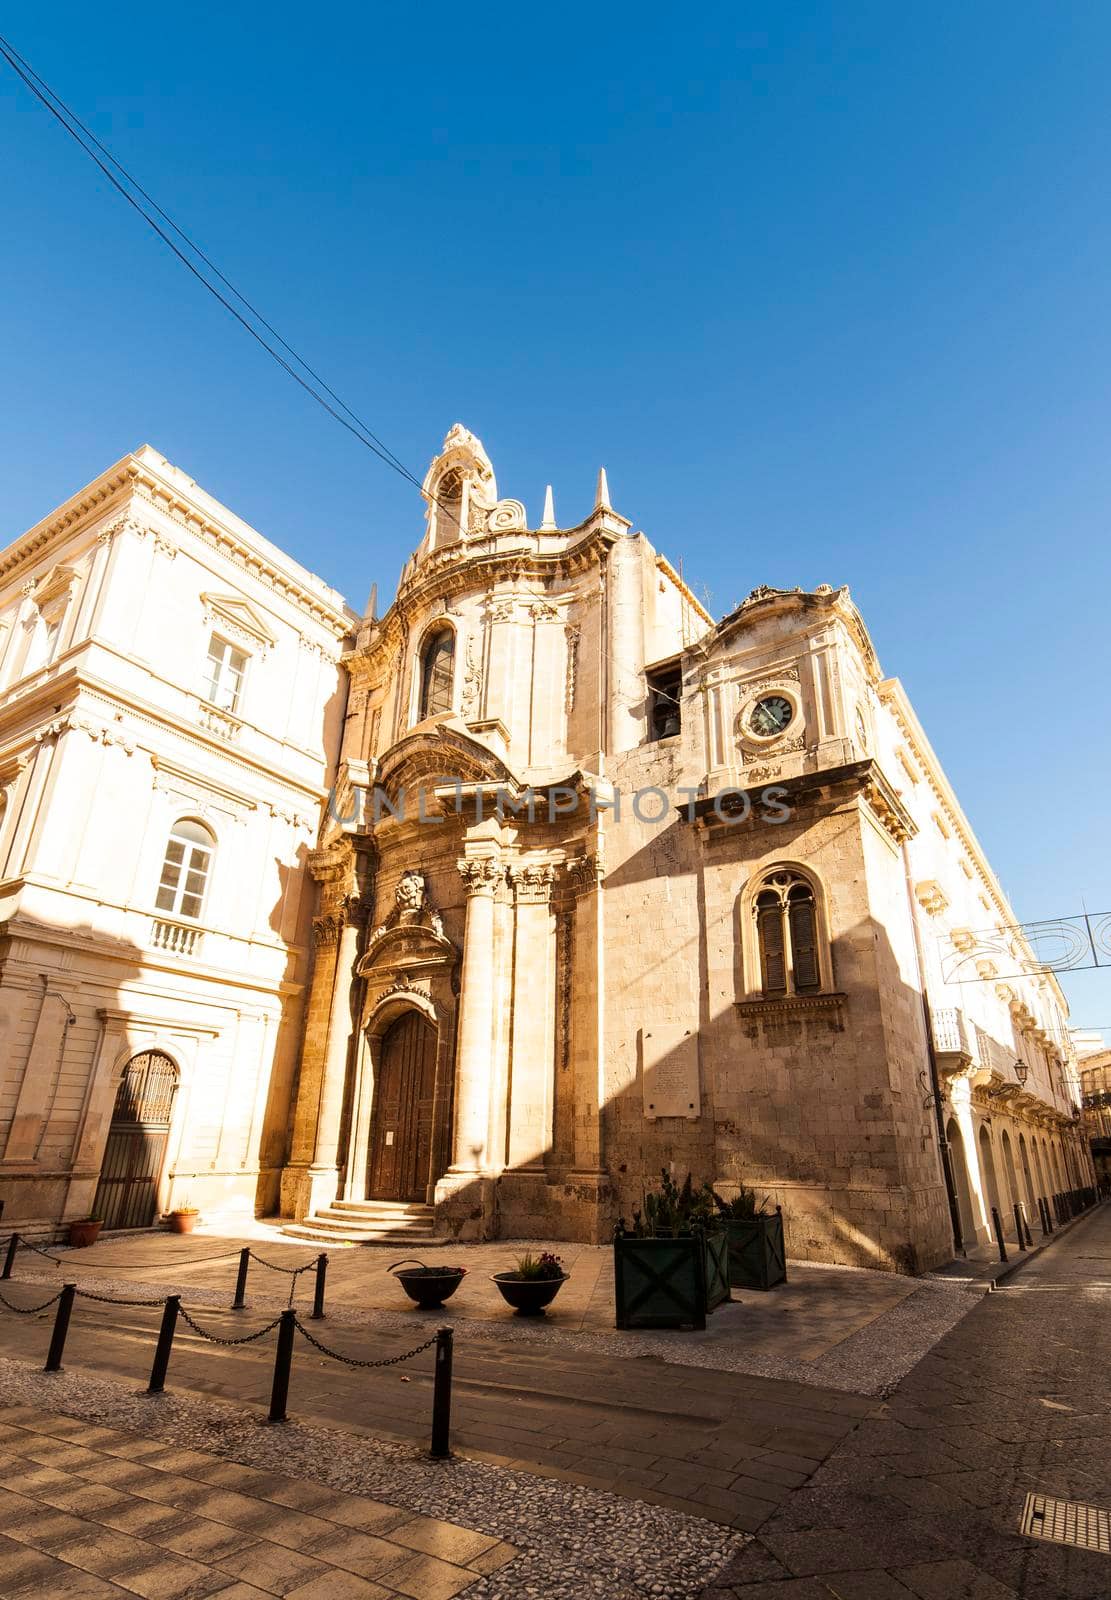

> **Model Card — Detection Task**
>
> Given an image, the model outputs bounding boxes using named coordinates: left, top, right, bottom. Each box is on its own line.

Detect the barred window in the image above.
left=155, top=820, right=215, bottom=921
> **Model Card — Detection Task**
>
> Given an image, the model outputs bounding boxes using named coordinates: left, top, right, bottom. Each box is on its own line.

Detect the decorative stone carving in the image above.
left=460, top=631, right=482, bottom=718
left=33, top=713, right=135, bottom=756
left=487, top=499, right=527, bottom=531
left=565, top=625, right=580, bottom=711
left=456, top=857, right=503, bottom=896
left=566, top=852, right=604, bottom=893
left=508, top=862, right=555, bottom=904
left=395, top=869, right=426, bottom=919
left=915, top=880, right=949, bottom=918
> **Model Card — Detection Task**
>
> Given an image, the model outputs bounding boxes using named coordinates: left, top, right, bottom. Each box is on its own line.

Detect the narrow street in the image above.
left=705, top=1203, right=1111, bottom=1599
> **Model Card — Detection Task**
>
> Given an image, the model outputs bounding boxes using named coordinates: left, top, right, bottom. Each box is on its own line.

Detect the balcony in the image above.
left=931, top=1007, right=972, bottom=1061
left=197, top=702, right=241, bottom=742
left=150, top=918, right=203, bottom=958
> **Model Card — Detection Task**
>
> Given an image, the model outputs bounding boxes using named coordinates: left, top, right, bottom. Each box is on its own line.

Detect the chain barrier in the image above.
left=0, top=1288, right=64, bottom=1315
left=73, top=1288, right=165, bottom=1308
left=246, top=1252, right=319, bottom=1307
left=177, top=1305, right=285, bottom=1347
left=293, top=1318, right=439, bottom=1368
left=63, top=1248, right=247, bottom=1271
left=19, top=1239, right=63, bottom=1265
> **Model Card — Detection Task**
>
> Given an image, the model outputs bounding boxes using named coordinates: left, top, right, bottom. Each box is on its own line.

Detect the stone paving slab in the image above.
left=703, top=1201, right=1111, bottom=1600
left=0, top=1404, right=514, bottom=1598
left=0, top=1284, right=876, bottom=1531
left=6, top=1224, right=977, bottom=1397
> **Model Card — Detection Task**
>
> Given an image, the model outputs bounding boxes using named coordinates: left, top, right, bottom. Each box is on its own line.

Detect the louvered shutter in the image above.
left=757, top=894, right=787, bottom=996
left=788, top=889, right=820, bottom=992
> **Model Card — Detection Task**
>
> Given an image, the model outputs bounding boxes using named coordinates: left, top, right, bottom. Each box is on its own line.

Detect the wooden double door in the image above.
left=93, top=1051, right=178, bottom=1230
left=367, top=1012, right=438, bottom=1202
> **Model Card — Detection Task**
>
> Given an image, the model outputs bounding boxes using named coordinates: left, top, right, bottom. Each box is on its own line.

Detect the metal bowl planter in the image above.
left=614, top=1224, right=729, bottom=1330
left=491, top=1270, right=569, bottom=1316
left=724, top=1207, right=787, bottom=1290
left=389, top=1260, right=467, bottom=1310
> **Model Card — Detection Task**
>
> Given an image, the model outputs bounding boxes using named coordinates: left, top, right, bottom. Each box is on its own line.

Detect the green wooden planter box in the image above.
left=614, top=1226, right=731, bottom=1329
left=724, top=1207, right=787, bottom=1290
left=702, top=1223, right=731, bottom=1311
left=614, top=1233, right=707, bottom=1329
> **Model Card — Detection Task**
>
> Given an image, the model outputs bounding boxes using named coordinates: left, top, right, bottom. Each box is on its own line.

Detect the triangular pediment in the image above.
left=200, top=593, right=277, bottom=651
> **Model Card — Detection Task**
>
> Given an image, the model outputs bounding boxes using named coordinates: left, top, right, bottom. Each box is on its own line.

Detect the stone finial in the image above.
left=540, top=485, right=557, bottom=531
left=594, top=467, right=611, bottom=511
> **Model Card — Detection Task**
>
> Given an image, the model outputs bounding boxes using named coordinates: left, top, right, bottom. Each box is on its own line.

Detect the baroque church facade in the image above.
left=0, top=427, right=1093, bottom=1271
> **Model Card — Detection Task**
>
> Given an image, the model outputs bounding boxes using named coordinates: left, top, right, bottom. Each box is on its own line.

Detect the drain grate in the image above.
left=1021, top=1493, right=1111, bottom=1554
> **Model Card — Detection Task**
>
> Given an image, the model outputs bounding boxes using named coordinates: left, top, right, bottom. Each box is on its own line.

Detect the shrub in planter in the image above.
left=68, top=1216, right=103, bottom=1248
left=711, top=1185, right=787, bottom=1290
left=614, top=1171, right=730, bottom=1329
left=492, top=1251, right=568, bottom=1316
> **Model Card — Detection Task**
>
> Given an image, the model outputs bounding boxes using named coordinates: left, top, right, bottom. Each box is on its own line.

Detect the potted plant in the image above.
left=389, top=1259, right=467, bottom=1310
left=67, top=1215, right=103, bottom=1248
left=492, top=1251, right=568, bottom=1316
left=167, top=1204, right=199, bottom=1234
left=711, top=1184, right=786, bottom=1290
left=613, top=1171, right=730, bottom=1330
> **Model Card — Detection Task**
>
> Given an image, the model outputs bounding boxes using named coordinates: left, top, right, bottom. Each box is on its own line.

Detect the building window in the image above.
left=417, top=627, right=455, bottom=720
left=752, top=869, right=824, bottom=997
left=155, top=820, right=215, bottom=921
left=204, top=634, right=247, bottom=713
left=646, top=660, right=682, bottom=740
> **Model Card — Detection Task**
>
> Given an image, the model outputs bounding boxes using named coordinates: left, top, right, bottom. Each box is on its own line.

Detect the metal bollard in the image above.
left=268, top=1309, right=296, bottom=1423
left=311, top=1254, right=328, bottom=1320
left=232, top=1247, right=250, bottom=1310
left=1012, top=1203, right=1027, bottom=1251
left=990, top=1207, right=1008, bottom=1263
left=1040, top=1197, right=1052, bottom=1234
left=2, top=1233, right=19, bottom=1280
left=1018, top=1204, right=1034, bottom=1249
left=429, top=1325, right=454, bottom=1460
left=147, top=1296, right=180, bottom=1394
left=44, top=1284, right=76, bottom=1373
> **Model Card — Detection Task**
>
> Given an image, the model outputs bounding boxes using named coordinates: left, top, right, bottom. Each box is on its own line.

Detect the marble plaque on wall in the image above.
left=640, top=1025, right=700, bottom=1121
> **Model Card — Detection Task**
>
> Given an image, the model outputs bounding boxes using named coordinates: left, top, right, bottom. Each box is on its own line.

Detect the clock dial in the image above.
left=749, top=694, right=794, bottom=737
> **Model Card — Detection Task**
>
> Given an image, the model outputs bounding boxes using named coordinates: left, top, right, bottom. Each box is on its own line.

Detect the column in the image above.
left=448, top=854, right=502, bottom=1172
left=568, top=850, right=606, bottom=1175
left=506, top=863, right=556, bottom=1172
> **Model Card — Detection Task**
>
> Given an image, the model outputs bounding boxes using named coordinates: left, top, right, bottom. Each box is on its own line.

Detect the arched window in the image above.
left=417, top=627, right=455, bottom=720
left=751, top=869, right=824, bottom=997
left=155, top=820, right=215, bottom=921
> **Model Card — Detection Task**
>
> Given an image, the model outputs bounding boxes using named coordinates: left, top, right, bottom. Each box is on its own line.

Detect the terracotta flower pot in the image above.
left=168, top=1211, right=198, bottom=1234
left=67, top=1219, right=103, bottom=1248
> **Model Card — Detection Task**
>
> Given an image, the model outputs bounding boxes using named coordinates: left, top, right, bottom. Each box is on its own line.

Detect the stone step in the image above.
left=329, top=1201, right=433, bottom=1218
left=280, top=1220, right=445, bottom=1247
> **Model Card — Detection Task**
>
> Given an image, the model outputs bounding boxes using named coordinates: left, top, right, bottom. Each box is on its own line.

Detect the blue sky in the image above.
left=2, top=3, right=1109, bottom=1031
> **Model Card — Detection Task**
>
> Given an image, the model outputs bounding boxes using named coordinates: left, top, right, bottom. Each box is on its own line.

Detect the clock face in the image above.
left=749, top=694, right=794, bottom=738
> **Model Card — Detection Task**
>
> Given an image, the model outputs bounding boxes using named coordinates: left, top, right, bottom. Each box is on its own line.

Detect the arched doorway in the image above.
left=946, top=1118, right=976, bottom=1244
left=1018, top=1133, right=1036, bottom=1212
left=1000, top=1130, right=1020, bottom=1230
left=93, top=1052, right=179, bottom=1229
left=367, top=1011, right=438, bottom=1202
left=978, top=1125, right=1003, bottom=1223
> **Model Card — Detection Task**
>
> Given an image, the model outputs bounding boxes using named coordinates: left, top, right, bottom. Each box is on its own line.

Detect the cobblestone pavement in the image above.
left=7, top=1227, right=976, bottom=1396
left=0, top=1402, right=517, bottom=1599
left=0, top=1280, right=875, bottom=1532
left=702, top=1201, right=1111, bottom=1600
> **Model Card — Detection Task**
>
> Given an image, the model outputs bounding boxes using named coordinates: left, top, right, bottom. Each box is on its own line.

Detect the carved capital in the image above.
left=566, top=852, right=604, bottom=894
left=508, top=862, right=555, bottom=904
left=456, top=856, right=503, bottom=897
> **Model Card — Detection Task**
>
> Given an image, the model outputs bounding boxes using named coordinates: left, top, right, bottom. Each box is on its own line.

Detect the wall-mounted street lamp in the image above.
left=1014, top=1059, right=1029, bottom=1087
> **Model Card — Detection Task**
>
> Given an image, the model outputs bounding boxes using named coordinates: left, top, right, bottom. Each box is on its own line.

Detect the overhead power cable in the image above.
left=0, top=32, right=449, bottom=514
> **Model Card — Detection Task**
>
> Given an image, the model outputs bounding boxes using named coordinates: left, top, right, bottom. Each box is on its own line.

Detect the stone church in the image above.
left=0, top=427, right=1093, bottom=1272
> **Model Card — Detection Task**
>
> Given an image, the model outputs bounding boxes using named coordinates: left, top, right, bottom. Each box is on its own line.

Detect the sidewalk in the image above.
left=0, top=1403, right=517, bottom=1600
left=704, top=1200, right=1111, bottom=1599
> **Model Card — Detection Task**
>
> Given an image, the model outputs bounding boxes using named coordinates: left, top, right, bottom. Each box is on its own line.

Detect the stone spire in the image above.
left=540, top=485, right=557, bottom=531
left=594, top=467, right=611, bottom=511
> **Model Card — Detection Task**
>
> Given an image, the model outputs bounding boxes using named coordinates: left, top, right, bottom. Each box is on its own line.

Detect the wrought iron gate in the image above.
left=92, top=1051, right=178, bottom=1230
